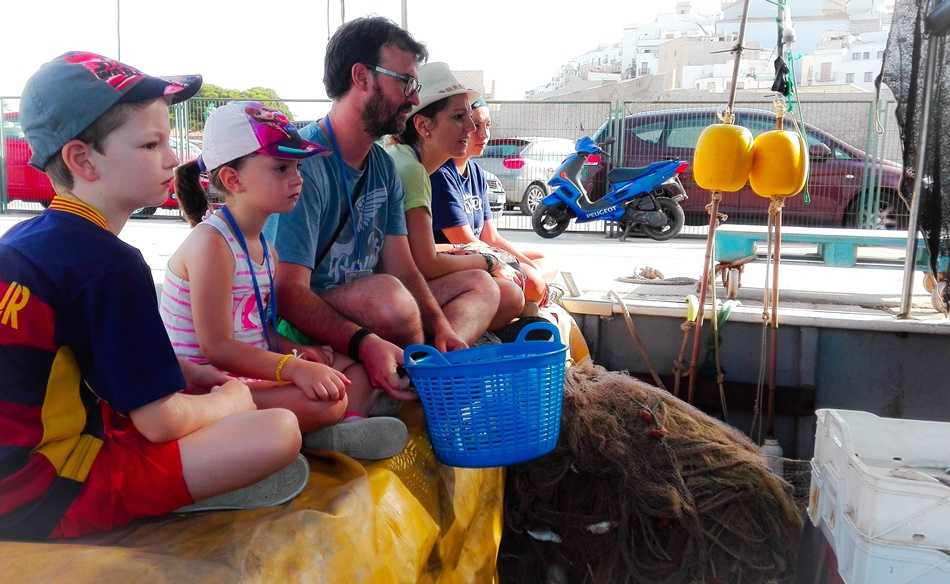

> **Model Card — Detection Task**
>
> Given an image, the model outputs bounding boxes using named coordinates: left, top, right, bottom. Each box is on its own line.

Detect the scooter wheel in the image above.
left=532, top=203, right=573, bottom=239
left=640, top=198, right=685, bottom=241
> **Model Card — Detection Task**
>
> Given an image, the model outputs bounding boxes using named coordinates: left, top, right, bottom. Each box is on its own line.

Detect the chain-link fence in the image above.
left=1, top=95, right=904, bottom=235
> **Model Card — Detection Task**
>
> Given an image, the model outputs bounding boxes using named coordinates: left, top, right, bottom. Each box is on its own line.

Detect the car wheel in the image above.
left=844, top=190, right=908, bottom=230
left=133, top=206, right=158, bottom=217
left=520, top=183, right=547, bottom=216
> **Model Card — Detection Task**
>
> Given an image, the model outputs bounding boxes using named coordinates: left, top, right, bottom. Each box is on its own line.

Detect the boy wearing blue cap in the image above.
left=0, top=52, right=307, bottom=540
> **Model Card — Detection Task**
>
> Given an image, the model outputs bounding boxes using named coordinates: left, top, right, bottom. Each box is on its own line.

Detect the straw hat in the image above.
left=409, top=62, right=481, bottom=117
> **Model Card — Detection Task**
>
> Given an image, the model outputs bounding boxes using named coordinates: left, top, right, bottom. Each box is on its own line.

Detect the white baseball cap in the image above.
left=198, top=101, right=330, bottom=172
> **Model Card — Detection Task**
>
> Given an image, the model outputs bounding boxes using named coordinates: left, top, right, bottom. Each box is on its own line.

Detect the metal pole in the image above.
left=898, top=34, right=939, bottom=318
left=401, top=0, right=408, bottom=30
left=688, top=0, right=752, bottom=402
left=767, top=208, right=781, bottom=437
left=116, top=0, right=121, bottom=60
left=726, top=0, right=752, bottom=114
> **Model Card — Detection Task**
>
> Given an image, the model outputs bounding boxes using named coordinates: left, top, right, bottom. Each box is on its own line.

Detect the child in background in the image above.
left=166, top=101, right=407, bottom=460
left=0, top=52, right=307, bottom=540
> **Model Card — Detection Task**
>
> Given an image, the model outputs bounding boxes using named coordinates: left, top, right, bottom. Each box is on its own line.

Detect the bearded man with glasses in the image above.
left=268, top=16, right=500, bottom=404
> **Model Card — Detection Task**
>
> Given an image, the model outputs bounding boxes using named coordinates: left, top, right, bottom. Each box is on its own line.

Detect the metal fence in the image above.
left=1, top=95, right=904, bottom=236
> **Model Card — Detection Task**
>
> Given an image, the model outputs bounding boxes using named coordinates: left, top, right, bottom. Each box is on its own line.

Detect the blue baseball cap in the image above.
left=20, top=51, right=202, bottom=170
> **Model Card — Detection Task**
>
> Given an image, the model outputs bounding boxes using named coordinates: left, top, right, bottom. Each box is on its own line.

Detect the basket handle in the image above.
left=403, top=344, right=450, bottom=366
left=514, top=321, right=561, bottom=345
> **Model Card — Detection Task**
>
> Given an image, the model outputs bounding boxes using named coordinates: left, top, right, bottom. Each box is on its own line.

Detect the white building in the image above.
left=525, top=0, right=892, bottom=99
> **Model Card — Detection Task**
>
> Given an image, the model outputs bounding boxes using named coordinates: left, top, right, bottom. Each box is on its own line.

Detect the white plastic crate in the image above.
left=809, top=409, right=950, bottom=571
left=826, top=504, right=950, bottom=584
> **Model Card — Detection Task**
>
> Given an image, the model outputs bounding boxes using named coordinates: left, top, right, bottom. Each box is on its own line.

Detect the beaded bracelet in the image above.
left=275, top=353, right=294, bottom=382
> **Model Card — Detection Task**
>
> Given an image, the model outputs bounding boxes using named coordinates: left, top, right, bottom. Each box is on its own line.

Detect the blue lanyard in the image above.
left=220, top=206, right=280, bottom=352
left=324, top=116, right=364, bottom=271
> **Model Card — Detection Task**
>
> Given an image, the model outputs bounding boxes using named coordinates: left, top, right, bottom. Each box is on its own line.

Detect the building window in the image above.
left=846, top=73, right=855, bottom=83
left=877, top=51, right=884, bottom=58
left=852, top=52, right=861, bottom=60
left=863, top=51, right=870, bottom=59
left=639, top=62, right=650, bottom=75
left=864, top=71, right=873, bottom=82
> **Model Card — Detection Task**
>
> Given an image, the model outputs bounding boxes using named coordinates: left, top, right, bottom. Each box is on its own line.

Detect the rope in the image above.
left=672, top=320, right=695, bottom=398
left=706, top=234, right=725, bottom=421
left=750, top=199, right=784, bottom=442
left=608, top=290, right=667, bottom=391
left=616, top=266, right=699, bottom=286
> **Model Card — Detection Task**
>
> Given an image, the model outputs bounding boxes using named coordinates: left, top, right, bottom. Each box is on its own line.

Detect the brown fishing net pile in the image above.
left=499, top=361, right=803, bottom=583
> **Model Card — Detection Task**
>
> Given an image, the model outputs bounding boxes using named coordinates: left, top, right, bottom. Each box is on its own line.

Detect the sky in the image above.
left=2, top=0, right=722, bottom=117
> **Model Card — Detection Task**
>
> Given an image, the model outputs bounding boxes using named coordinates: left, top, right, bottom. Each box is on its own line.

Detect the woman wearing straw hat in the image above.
left=386, top=62, right=525, bottom=332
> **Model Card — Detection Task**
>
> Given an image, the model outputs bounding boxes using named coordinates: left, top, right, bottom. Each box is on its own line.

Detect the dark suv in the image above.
left=587, top=108, right=906, bottom=228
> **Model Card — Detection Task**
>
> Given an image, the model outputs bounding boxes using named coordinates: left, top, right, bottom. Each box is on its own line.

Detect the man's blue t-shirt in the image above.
left=429, top=159, right=493, bottom=245
left=268, top=122, right=408, bottom=291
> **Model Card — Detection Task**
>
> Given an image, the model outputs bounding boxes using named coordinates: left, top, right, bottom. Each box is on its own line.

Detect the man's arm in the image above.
left=379, top=234, right=467, bottom=352
left=274, top=261, right=414, bottom=398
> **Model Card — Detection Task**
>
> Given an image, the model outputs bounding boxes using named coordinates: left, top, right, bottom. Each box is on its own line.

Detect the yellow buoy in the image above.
left=749, top=130, right=808, bottom=198
left=693, top=123, right=754, bottom=193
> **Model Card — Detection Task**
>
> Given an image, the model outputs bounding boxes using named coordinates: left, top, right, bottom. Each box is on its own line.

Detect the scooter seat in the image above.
left=606, top=166, right=651, bottom=183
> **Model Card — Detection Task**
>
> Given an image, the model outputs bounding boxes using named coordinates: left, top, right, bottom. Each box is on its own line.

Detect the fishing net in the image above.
left=499, top=361, right=803, bottom=584
left=881, top=0, right=950, bottom=301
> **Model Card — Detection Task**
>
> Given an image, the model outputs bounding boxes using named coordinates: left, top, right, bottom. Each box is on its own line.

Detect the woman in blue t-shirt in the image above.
left=430, top=97, right=560, bottom=309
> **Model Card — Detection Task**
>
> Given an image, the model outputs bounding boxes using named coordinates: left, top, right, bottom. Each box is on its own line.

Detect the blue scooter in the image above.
left=532, top=136, right=688, bottom=241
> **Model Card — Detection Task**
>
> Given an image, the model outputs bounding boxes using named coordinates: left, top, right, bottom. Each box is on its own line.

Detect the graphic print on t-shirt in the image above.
left=327, top=185, right=387, bottom=282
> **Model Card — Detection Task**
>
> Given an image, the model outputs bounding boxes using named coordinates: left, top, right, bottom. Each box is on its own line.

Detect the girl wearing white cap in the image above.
left=386, top=63, right=525, bottom=331
left=164, top=101, right=408, bottom=461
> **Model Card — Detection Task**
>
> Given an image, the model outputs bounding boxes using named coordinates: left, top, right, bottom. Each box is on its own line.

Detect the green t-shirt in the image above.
left=386, top=143, right=432, bottom=214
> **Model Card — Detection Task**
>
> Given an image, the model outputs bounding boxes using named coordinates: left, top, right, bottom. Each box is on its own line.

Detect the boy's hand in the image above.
left=210, top=378, right=257, bottom=412
left=285, top=359, right=349, bottom=401
left=178, top=356, right=232, bottom=394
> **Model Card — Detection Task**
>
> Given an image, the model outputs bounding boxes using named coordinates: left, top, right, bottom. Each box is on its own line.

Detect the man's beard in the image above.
left=363, top=84, right=412, bottom=138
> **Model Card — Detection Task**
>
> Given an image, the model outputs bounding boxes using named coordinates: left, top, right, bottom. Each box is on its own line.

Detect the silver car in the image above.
left=474, top=137, right=576, bottom=215
left=482, top=168, right=507, bottom=222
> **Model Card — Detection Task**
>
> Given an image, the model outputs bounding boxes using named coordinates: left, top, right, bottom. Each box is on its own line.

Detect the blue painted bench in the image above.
left=714, top=224, right=948, bottom=271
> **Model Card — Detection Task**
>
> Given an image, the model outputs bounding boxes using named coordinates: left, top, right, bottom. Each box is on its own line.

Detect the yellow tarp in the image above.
left=0, top=403, right=504, bottom=583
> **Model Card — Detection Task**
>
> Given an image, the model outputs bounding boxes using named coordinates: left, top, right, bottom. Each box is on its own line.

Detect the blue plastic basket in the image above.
left=403, top=321, right=566, bottom=468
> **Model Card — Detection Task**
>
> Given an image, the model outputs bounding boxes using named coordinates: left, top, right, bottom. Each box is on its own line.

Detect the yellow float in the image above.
left=749, top=129, right=808, bottom=198
left=693, top=123, right=754, bottom=193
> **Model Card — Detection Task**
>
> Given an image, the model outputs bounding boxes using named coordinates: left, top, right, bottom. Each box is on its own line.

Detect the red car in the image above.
left=586, top=108, right=907, bottom=229
left=3, top=111, right=194, bottom=216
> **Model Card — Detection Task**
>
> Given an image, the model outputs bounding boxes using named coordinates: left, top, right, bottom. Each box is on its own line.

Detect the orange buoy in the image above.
left=693, top=123, right=754, bottom=193
left=749, top=130, right=808, bottom=198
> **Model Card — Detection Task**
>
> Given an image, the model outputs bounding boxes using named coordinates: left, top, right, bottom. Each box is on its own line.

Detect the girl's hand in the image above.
left=296, top=345, right=334, bottom=366
left=286, top=358, right=350, bottom=401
